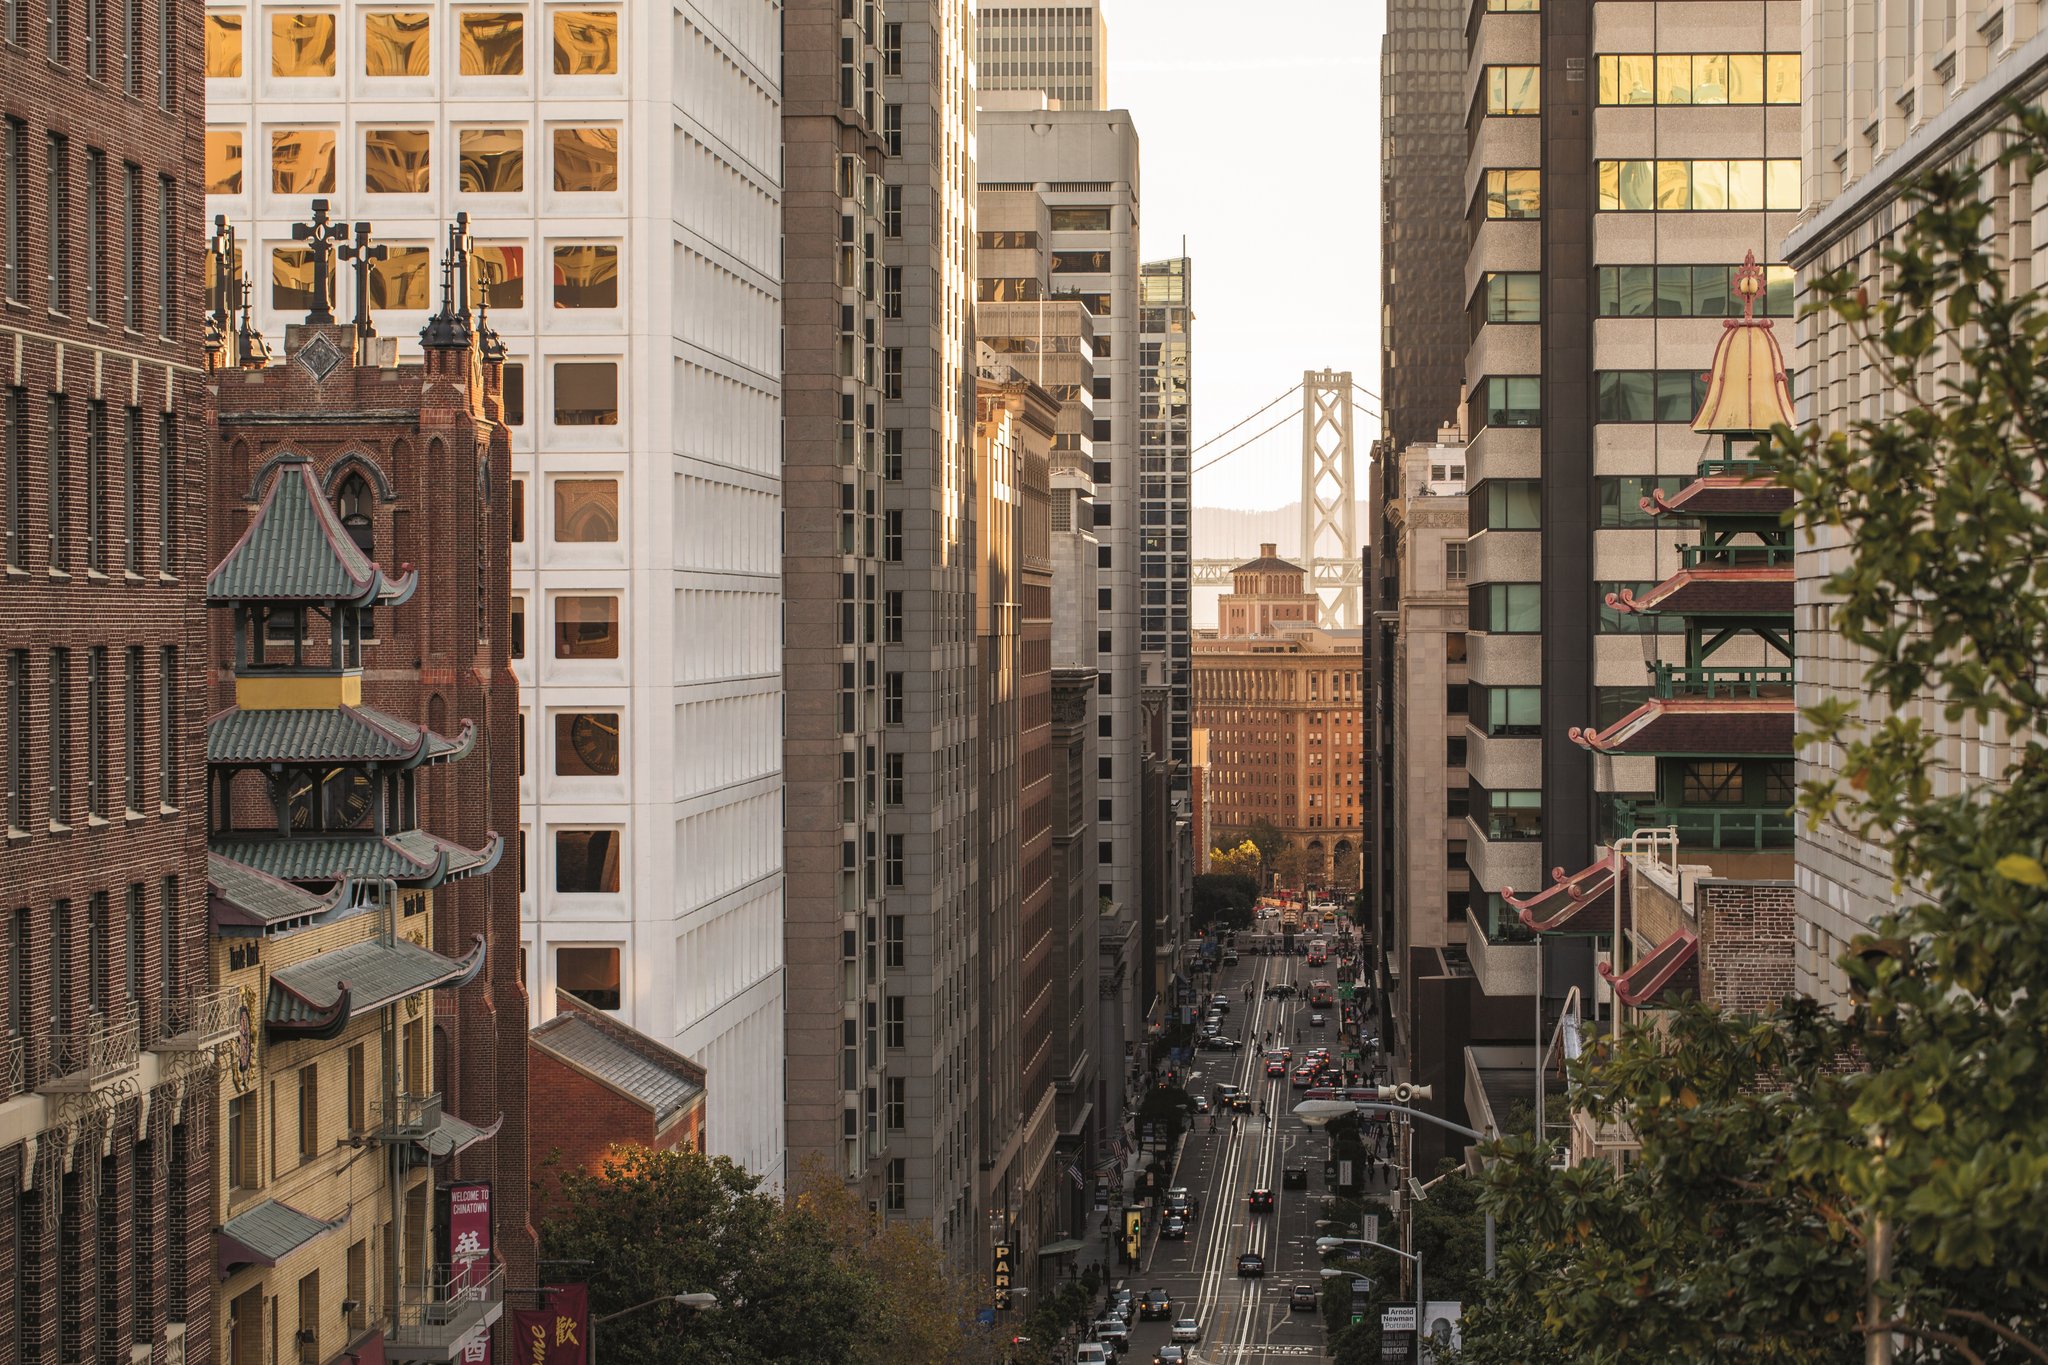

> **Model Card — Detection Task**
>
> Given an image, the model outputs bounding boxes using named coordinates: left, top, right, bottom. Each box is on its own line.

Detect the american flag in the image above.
left=1067, top=1163, right=1086, bottom=1189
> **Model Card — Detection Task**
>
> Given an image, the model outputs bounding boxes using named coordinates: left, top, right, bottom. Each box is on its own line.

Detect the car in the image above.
left=1248, top=1187, right=1274, bottom=1212
left=1266, top=1058, right=1286, bottom=1077
left=1263, top=983, right=1295, bottom=998
left=1237, top=1251, right=1265, bottom=1277
left=1161, top=1214, right=1187, bottom=1239
left=1225, top=1091, right=1253, bottom=1112
left=1280, top=1045, right=1294, bottom=1060
left=1222, top=950, right=1239, bottom=964
left=1111, top=1288, right=1136, bottom=1324
left=1164, top=1187, right=1192, bottom=1217
left=1291, top=1284, right=1320, bottom=1311
left=1283, top=1162, right=1309, bottom=1189
left=1192, top=1095, right=1211, bottom=1114
left=1076, top=1346, right=1109, bottom=1365
left=1140, top=1288, right=1173, bottom=1320
left=1171, top=1317, right=1202, bottom=1344
left=1095, top=1319, right=1131, bottom=1350
left=1309, top=1012, right=1326, bottom=1027
left=1199, top=1035, right=1242, bottom=1052
left=1154, top=1347, right=1187, bottom=1365
left=1210, top=994, right=1231, bottom=1013
left=1291, top=1067, right=1315, bottom=1089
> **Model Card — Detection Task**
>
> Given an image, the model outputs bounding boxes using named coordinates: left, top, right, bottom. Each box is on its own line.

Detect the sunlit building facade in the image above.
left=976, top=3, right=1108, bottom=109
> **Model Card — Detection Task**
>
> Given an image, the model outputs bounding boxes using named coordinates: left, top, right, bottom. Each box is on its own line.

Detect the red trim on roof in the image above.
left=1570, top=696, right=1794, bottom=755
left=1504, top=854, right=1626, bottom=933
left=1598, top=928, right=1699, bottom=1006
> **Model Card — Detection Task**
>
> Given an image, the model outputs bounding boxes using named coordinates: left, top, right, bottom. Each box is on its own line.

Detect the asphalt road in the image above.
left=1112, top=944, right=1340, bottom=1365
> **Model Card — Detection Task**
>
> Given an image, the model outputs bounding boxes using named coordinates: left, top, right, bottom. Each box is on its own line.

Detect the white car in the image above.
left=1171, top=1317, right=1202, bottom=1344
left=1076, top=1346, right=1109, bottom=1365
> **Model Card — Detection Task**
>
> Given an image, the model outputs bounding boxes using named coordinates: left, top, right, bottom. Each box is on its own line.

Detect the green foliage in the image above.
left=1459, top=108, right=2048, bottom=1363
left=1193, top=872, right=1258, bottom=930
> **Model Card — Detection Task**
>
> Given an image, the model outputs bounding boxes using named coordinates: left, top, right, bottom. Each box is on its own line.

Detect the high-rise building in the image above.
left=976, top=4, right=1109, bottom=110
left=1458, top=0, right=1801, bottom=1027
left=202, top=0, right=788, bottom=1181
left=1138, top=257, right=1193, bottom=785
left=1784, top=0, right=2043, bottom=1005
left=1, top=4, right=219, bottom=1359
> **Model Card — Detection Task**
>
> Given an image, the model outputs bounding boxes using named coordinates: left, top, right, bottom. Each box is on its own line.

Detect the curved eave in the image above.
left=1505, top=855, right=1625, bottom=933
left=445, top=933, right=490, bottom=989
left=1646, top=479, right=1793, bottom=520
left=378, top=568, right=419, bottom=606
left=1572, top=698, right=1794, bottom=756
left=210, top=868, right=357, bottom=937
left=1598, top=929, right=1700, bottom=1006
left=432, top=718, right=479, bottom=764
left=437, top=830, right=505, bottom=888
left=266, top=980, right=355, bottom=1041
left=1605, top=568, right=1793, bottom=618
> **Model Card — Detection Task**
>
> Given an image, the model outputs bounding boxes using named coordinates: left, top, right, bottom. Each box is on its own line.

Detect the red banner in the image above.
left=510, top=1285, right=589, bottom=1365
left=446, top=1182, right=493, bottom=1365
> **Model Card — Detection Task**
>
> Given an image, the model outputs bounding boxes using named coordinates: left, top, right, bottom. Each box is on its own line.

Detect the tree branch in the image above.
left=1942, top=1309, right=2048, bottom=1364
left=1863, top=1319, right=1985, bottom=1365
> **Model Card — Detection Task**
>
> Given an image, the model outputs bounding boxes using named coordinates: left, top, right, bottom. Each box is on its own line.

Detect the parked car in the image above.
left=1248, top=1187, right=1274, bottom=1212
left=1076, top=1346, right=1108, bottom=1365
left=1095, top=1318, right=1131, bottom=1350
left=1171, top=1317, right=1203, bottom=1344
left=1210, top=993, right=1231, bottom=1013
left=1290, top=1284, right=1320, bottom=1311
left=1283, top=1162, right=1309, bottom=1189
left=1140, top=1288, right=1173, bottom=1320
left=1237, top=1251, right=1265, bottom=1277
left=1111, top=1288, right=1136, bottom=1324
left=1161, top=1214, right=1187, bottom=1240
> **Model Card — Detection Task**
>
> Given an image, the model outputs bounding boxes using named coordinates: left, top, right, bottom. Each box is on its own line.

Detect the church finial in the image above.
left=420, top=212, right=477, bottom=349
left=288, top=198, right=350, bottom=325
left=235, top=271, right=272, bottom=370
left=338, top=220, right=389, bottom=339
left=205, top=216, right=239, bottom=368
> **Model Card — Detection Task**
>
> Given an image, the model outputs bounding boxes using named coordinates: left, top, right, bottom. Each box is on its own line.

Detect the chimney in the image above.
left=1260, top=542, right=1277, bottom=557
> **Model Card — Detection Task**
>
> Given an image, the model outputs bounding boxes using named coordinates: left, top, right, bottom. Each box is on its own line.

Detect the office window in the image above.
left=1598, top=53, right=1799, bottom=106
left=884, top=914, right=904, bottom=968
left=1444, top=540, right=1468, bottom=585
left=205, top=10, right=242, bottom=75
left=44, top=396, right=67, bottom=570
left=1482, top=271, right=1539, bottom=324
left=3, top=121, right=22, bottom=302
left=884, top=672, right=904, bottom=725
left=86, top=647, right=104, bottom=818
left=366, top=247, right=433, bottom=310
left=509, top=596, right=525, bottom=658
left=884, top=752, right=904, bottom=806
left=363, top=11, right=429, bottom=75
left=458, top=127, right=524, bottom=193
left=271, top=128, right=337, bottom=195
left=502, top=361, right=526, bottom=425
left=271, top=245, right=316, bottom=311
left=554, top=713, right=619, bottom=776
left=206, top=130, right=243, bottom=195
left=882, top=103, right=900, bottom=155
left=156, top=0, right=174, bottom=105
left=883, top=591, right=903, bottom=644
left=1478, top=376, right=1540, bottom=429
left=552, top=127, right=618, bottom=191
left=1596, top=370, right=1709, bottom=423
left=882, top=183, right=901, bottom=238
left=364, top=128, right=430, bottom=193
left=885, top=1076, right=905, bottom=1130
left=124, top=883, right=142, bottom=1003
left=1595, top=475, right=1691, bottom=528
left=884, top=994, right=905, bottom=1048
left=552, top=10, right=616, bottom=73
left=122, top=407, right=140, bottom=572
left=1049, top=207, right=1110, bottom=232
left=1597, top=158, right=1802, bottom=212
left=119, top=164, right=141, bottom=328
left=1473, top=784, right=1543, bottom=841
left=471, top=244, right=523, bottom=310
left=271, top=12, right=335, bottom=75
left=156, top=178, right=174, bottom=335
left=883, top=264, right=901, bottom=318
left=553, top=478, right=617, bottom=542
left=1484, top=65, right=1540, bottom=114
left=554, top=830, right=621, bottom=892
left=883, top=509, right=903, bottom=563
left=157, top=647, right=176, bottom=806
left=1473, top=478, right=1541, bottom=531
left=884, top=347, right=903, bottom=399
left=46, top=136, right=69, bottom=313
left=553, top=361, right=617, bottom=425
left=297, top=1063, right=319, bottom=1161
left=551, top=243, right=617, bottom=308
left=885, top=833, right=905, bottom=887
left=1475, top=683, right=1541, bottom=737
left=1680, top=760, right=1745, bottom=804
left=459, top=10, right=522, bottom=73
left=1597, top=580, right=1685, bottom=634
left=553, top=595, right=619, bottom=659
left=556, top=945, right=621, bottom=1008
left=1483, top=166, right=1541, bottom=218
left=120, top=0, right=139, bottom=91
left=1470, top=583, right=1541, bottom=634
left=81, top=151, right=101, bottom=319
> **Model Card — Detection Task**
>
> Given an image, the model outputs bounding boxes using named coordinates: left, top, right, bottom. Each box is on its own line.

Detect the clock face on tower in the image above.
left=569, top=712, right=621, bottom=776
left=288, top=768, right=375, bottom=830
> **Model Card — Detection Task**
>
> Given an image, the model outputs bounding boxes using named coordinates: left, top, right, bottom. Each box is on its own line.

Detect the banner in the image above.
left=992, top=1243, right=1015, bottom=1310
left=510, top=1284, right=589, bottom=1365
left=446, top=1182, right=493, bottom=1365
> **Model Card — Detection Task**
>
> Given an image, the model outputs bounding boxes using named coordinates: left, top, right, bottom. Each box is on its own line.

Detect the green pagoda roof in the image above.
left=208, top=454, right=417, bottom=607
left=218, top=1200, right=345, bottom=1274
left=209, top=705, right=475, bottom=768
left=208, top=853, right=357, bottom=934
left=211, top=828, right=504, bottom=889
left=265, top=933, right=488, bottom=1039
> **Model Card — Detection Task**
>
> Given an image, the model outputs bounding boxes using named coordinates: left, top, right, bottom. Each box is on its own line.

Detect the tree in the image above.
left=1193, top=872, right=1258, bottom=931
left=1272, top=841, right=1310, bottom=889
left=1461, top=111, right=2048, bottom=1363
left=1209, top=838, right=1263, bottom=879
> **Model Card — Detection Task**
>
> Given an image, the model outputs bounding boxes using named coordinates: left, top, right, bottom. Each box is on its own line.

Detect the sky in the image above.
left=1101, top=0, right=1386, bottom=513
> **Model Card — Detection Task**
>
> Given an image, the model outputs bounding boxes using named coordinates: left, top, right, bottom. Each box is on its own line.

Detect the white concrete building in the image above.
left=203, top=0, right=788, bottom=1182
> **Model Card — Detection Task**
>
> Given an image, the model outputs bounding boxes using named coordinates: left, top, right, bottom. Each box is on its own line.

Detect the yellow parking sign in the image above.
left=992, top=1241, right=1015, bottom=1309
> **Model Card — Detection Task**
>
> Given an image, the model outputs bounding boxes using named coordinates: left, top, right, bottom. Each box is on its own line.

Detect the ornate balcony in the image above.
left=1, top=1033, right=22, bottom=1102
left=369, top=1092, right=445, bottom=1142
left=155, top=986, right=243, bottom=1050
left=38, top=1001, right=143, bottom=1093
left=380, top=1263, right=506, bottom=1362
left=1601, top=797, right=1794, bottom=850
left=1650, top=663, right=1793, bottom=699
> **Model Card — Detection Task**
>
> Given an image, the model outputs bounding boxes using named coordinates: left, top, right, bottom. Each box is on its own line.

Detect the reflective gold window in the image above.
left=369, top=246, right=432, bottom=309
left=206, top=130, right=244, bottom=195
left=270, top=128, right=337, bottom=194
left=271, top=12, right=336, bottom=76
left=554, top=595, right=620, bottom=658
left=552, top=127, right=618, bottom=192
left=1655, top=160, right=1690, bottom=210
left=553, top=360, right=618, bottom=425
left=1483, top=65, right=1539, bottom=115
left=553, top=478, right=619, bottom=541
left=1483, top=168, right=1540, bottom=219
left=1724, top=53, right=1765, bottom=103
left=1765, top=53, right=1800, bottom=104
left=1725, top=159, right=1765, bottom=210
left=272, top=246, right=317, bottom=311
left=551, top=243, right=617, bottom=309
left=473, top=244, right=525, bottom=308
left=1691, top=54, right=1730, bottom=104
left=206, top=12, right=244, bottom=77
left=1690, top=159, right=1727, bottom=211
left=1655, top=53, right=1691, bottom=104
left=552, top=10, right=617, bottom=74
left=364, top=128, right=431, bottom=193
left=459, top=127, right=524, bottom=192
left=1766, top=159, right=1801, bottom=212
left=1596, top=54, right=1654, bottom=104
left=364, top=12, right=430, bottom=76
left=459, top=10, right=523, bottom=75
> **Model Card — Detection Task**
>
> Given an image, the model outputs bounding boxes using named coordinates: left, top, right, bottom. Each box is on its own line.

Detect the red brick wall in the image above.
left=1698, top=881, right=1796, bottom=1014
left=526, top=1047, right=657, bottom=1220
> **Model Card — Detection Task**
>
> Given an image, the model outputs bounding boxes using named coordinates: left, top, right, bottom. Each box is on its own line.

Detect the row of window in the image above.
left=1471, top=683, right=1728, bottom=737
left=257, top=237, right=618, bottom=314
left=1597, top=158, right=1801, bottom=213
left=214, top=124, right=619, bottom=197
left=1482, top=264, right=1797, bottom=322
left=205, top=8, right=617, bottom=80
left=1470, top=475, right=1695, bottom=534
left=507, top=593, right=620, bottom=660
left=3, top=396, right=177, bottom=577
left=4, top=0, right=176, bottom=104
left=3, top=646, right=181, bottom=835
left=1596, top=53, right=1800, bottom=107
left=1464, top=580, right=1705, bottom=635
left=0, top=124, right=179, bottom=332
left=1475, top=370, right=1733, bottom=428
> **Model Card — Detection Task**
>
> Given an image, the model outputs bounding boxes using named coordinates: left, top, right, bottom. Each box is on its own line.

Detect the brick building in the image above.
left=1, top=0, right=220, bottom=1356
left=202, top=225, right=535, bottom=1359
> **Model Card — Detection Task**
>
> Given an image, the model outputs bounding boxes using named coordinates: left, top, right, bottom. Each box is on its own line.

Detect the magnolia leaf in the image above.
left=1994, top=854, right=2048, bottom=888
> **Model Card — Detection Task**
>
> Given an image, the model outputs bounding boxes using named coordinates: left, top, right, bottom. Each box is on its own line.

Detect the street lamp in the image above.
left=1292, top=1092, right=1500, bottom=1276
left=589, top=1291, right=718, bottom=1364
left=1316, top=1234, right=1424, bottom=1363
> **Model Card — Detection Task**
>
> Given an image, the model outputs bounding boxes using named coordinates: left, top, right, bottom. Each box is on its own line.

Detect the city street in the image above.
left=1114, top=941, right=1350, bottom=1364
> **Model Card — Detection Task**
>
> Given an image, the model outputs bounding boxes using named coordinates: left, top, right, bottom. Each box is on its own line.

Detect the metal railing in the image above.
left=156, top=986, right=242, bottom=1048
left=1650, top=663, right=1793, bottom=699
left=1602, top=798, right=1794, bottom=850
left=1696, top=456, right=1771, bottom=477
left=40, top=1001, right=142, bottom=1090
left=369, top=1092, right=444, bottom=1140
left=1677, top=542, right=1793, bottom=570
left=1, top=1033, right=22, bottom=1101
left=379, top=1263, right=506, bottom=1359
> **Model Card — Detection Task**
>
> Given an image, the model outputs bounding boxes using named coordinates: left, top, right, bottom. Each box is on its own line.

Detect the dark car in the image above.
left=1283, top=1162, right=1309, bottom=1190
left=1199, top=1034, right=1241, bottom=1052
left=1153, top=1348, right=1187, bottom=1365
left=1248, top=1187, right=1274, bottom=1212
left=1309, top=1012, right=1326, bottom=1028
left=1161, top=1214, right=1187, bottom=1240
left=1140, top=1288, right=1173, bottom=1320
left=1290, top=1284, right=1319, bottom=1311
left=1237, top=1251, right=1265, bottom=1277
left=1263, top=983, right=1296, bottom=998
left=1265, top=1058, right=1286, bottom=1077
left=1210, top=994, right=1231, bottom=1013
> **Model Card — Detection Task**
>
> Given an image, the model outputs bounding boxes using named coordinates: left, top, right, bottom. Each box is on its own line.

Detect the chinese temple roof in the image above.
left=208, top=455, right=417, bottom=607
left=1598, top=928, right=1699, bottom=1006
left=1605, top=568, right=1792, bottom=618
left=208, top=853, right=356, bottom=934
left=1569, top=696, right=1795, bottom=756
left=1504, top=853, right=1630, bottom=934
left=1648, top=474, right=1793, bottom=520
left=212, top=828, right=504, bottom=889
left=210, top=705, right=475, bottom=768
left=1692, top=252, right=1797, bottom=436
left=264, top=933, right=488, bottom=1039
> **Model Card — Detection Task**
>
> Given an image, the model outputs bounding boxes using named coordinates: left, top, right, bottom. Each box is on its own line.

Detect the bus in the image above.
left=1308, top=979, right=1335, bottom=1009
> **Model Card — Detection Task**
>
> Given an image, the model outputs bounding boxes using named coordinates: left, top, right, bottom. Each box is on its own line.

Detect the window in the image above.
left=552, top=10, right=616, bottom=73
left=1598, top=159, right=1802, bottom=212
left=1049, top=207, right=1110, bottom=232
left=123, top=647, right=141, bottom=812
left=1470, top=583, right=1541, bottom=634
left=206, top=11, right=242, bottom=76
left=363, top=11, right=429, bottom=75
left=552, top=478, right=617, bottom=542
left=1473, top=479, right=1540, bottom=531
left=1444, top=540, right=1468, bottom=585
left=206, top=130, right=243, bottom=195
left=882, top=21, right=901, bottom=74
left=1597, top=53, right=1799, bottom=105
left=883, top=509, right=902, bottom=563
left=458, top=127, right=523, bottom=193
left=226, top=1095, right=253, bottom=1188
left=157, top=646, right=176, bottom=807
left=1596, top=370, right=1709, bottom=423
left=271, top=245, right=315, bottom=312
left=1597, top=580, right=1684, bottom=634
left=1473, top=784, right=1542, bottom=841
left=883, top=672, right=903, bottom=725
left=271, top=128, right=337, bottom=195
left=271, top=11, right=335, bottom=75
left=120, top=164, right=141, bottom=327
left=885, top=1158, right=906, bottom=1210
left=364, top=128, right=430, bottom=193
left=883, top=914, right=904, bottom=968
left=553, top=595, right=618, bottom=659
left=124, top=884, right=142, bottom=1002
left=1481, top=271, right=1539, bottom=324
left=47, top=649, right=69, bottom=825
left=553, top=361, right=617, bottom=425
left=46, top=136, right=69, bottom=312
left=1478, top=376, right=1539, bottom=428
left=554, top=712, right=620, bottom=776
left=556, top=945, right=620, bottom=1007
left=884, top=752, right=904, bottom=806
left=121, top=407, right=140, bottom=572
left=86, top=647, right=104, bottom=818
left=882, top=103, right=900, bottom=155
left=884, top=994, right=905, bottom=1048
left=551, top=243, right=617, bottom=308
left=45, top=396, right=66, bottom=570
left=503, top=361, right=526, bottom=425
left=3, top=121, right=23, bottom=301
left=1483, top=168, right=1540, bottom=220
left=459, top=10, right=522, bottom=73
left=554, top=830, right=620, bottom=893
left=347, top=1043, right=367, bottom=1132
left=1474, top=683, right=1540, bottom=737
left=157, top=0, right=176, bottom=104
left=882, top=183, right=901, bottom=238
left=1596, top=263, right=1796, bottom=319
left=156, top=179, right=174, bottom=336
left=471, top=243, right=523, bottom=308
left=297, top=1063, right=319, bottom=1161
left=552, top=127, right=618, bottom=191
left=1484, top=65, right=1540, bottom=114
left=1596, top=475, right=1692, bottom=528
left=1597, top=686, right=1652, bottom=728
left=81, top=151, right=101, bottom=319
left=885, top=1076, right=905, bottom=1130
left=0, top=390, right=18, bottom=571
left=1680, top=760, right=1745, bottom=804
left=883, top=264, right=901, bottom=318
left=883, top=590, right=903, bottom=644
left=883, top=347, right=903, bottom=400
left=120, top=0, right=139, bottom=91
left=885, top=833, right=905, bottom=887
left=1486, top=0, right=1539, bottom=8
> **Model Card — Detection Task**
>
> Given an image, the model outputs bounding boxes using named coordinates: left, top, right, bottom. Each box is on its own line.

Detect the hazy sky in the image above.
left=1101, top=0, right=1385, bottom=513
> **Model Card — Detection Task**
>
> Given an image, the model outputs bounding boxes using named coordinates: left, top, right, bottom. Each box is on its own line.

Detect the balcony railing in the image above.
left=1, top=1033, right=22, bottom=1102
left=1602, top=797, right=1794, bottom=850
left=1696, top=456, right=1770, bottom=477
left=155, top=986, right=242, bottom=1050
left=1677, top=542, right=1794, bottom=570
left=368, top=1092, right=444, bottom=1142
left=39, top=1001, right=142, bottom=1092
left=1650, top=663, right=1794, bottom=699
left=380, top=1263, right=506, bottom=1363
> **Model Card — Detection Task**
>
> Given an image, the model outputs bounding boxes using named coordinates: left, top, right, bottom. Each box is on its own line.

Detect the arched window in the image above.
left=337, top=474, right=375, bottom=554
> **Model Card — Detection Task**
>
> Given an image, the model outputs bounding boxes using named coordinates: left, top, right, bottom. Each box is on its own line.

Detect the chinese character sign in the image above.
left=510, top=1284, right=589, bottom=1365
left=446, top=1182, right=494, bottom=1365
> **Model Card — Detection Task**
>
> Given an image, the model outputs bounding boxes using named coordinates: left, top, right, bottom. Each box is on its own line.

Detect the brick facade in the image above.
left=1696, top=880, right=1796, bottom=1015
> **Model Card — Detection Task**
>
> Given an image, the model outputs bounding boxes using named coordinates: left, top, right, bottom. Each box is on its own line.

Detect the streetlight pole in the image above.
left=1295, top=1094, right=1499, bottom=1276
left=589, top=1291, right=718, bottom=1364
left=1317, top=1235, right=1424, bottom=1363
